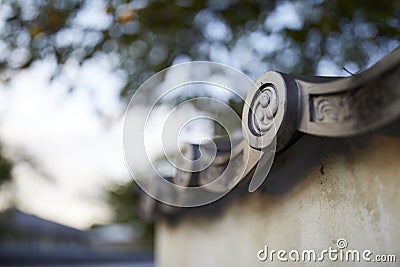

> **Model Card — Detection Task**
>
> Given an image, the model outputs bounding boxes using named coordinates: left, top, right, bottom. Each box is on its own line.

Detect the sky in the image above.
left=0, top=56, right=129, bottom=229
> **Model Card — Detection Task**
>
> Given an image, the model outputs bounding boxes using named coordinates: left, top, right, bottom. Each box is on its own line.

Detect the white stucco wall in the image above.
left=156, top=135, right=400, bottom=267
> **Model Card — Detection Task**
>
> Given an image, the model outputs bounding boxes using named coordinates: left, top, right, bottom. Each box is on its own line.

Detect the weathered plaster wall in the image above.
left=156, top=135, right=400, bottom=267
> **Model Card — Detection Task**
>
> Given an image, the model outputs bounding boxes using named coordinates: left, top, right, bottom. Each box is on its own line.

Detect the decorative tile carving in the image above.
left=311, top=68, right=400, bottom=124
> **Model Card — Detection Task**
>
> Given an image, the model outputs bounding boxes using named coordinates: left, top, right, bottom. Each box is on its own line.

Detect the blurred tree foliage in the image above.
left=0, top=144, right=13, bottom=185
left=0, top=0, right=399, bottom=99
left=105, top=180, right=154, bottom=247
left=0, top=0, right=399, bottom=243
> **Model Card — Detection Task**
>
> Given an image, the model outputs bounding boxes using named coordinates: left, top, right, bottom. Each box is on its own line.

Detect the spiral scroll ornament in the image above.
left=242, top=72, right=288, bottom=151
left=252, top=85, right=279, bottom=135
